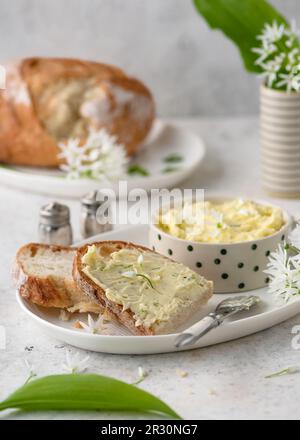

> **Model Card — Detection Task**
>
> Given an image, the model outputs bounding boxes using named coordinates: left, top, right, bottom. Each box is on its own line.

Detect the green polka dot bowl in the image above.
left=149, top=202, right=292, bottom=293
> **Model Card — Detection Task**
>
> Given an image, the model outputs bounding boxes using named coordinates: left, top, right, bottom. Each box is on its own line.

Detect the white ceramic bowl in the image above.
left=149, top=198, right=292, bottom=293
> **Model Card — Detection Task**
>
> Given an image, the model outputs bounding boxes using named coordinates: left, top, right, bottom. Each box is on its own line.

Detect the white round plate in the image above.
left=0, top=121, right=205, bottom=198
left=17, top=225, right=300, bottom=355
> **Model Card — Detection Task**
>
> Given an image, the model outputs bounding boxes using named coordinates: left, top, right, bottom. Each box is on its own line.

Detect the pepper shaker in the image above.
left=39, top=202, right=73, bottom=246
left=80, top=190, right=113, bottom=239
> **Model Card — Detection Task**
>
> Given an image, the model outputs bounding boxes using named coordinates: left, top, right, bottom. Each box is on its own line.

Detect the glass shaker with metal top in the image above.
left=80, top=190, right=113, bottom=239
left=38, top=202, right=73, bottom=246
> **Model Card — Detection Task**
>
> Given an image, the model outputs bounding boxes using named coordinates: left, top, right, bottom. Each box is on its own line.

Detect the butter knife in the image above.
left=175, top=295, right=260, bottom=348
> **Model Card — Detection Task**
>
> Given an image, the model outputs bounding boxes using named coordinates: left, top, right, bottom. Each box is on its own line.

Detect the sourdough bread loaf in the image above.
left=0, top=58, right=155, bottom=167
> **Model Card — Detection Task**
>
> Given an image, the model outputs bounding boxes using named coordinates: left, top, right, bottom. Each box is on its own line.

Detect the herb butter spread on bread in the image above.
left=76, top=242, right=213, bottom=335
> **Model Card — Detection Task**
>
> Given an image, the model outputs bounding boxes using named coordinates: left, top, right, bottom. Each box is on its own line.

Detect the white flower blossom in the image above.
left=252, top=41, right=277, bottom=65
left=265, top=244, right=300, bottom=301
left=137, top=254, right=144, bottom=265
left=277, top=72, right=300, bottom=92
left=62, top=351, right=89, bottom=374
left=24, top=359, right=37, bottom=384
left=122, top=270, right=137, bottom=278
left=257, top=21, right=286, bottom=44
left=288, top=48, right=300, bottom=64
left=58, top=128, right=128, bottom=181
left=138, top=366, right=148, bottom=380
left=268, top=267, right=299, bottom=301
left=121, top=269, right=155, bottom=290
left=254, top=20, right=300, bottom=92
left=209, top=210, right=227, bottom=238
left=260, top=54, right=285, bottom=87
left=79, top=314, right=108, bottom=334
left=134, top=366, right=149, bottom=385
left=265, top=245, right=288, bottom=275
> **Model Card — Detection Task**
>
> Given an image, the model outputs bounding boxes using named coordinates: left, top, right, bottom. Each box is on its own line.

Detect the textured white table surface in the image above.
left=1, top=116, right=300, bottom=420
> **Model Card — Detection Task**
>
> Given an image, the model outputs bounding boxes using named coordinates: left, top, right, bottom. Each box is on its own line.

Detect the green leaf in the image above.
left=163, top=154, right=183, bottom=163
left=162, top=167, right=180, bottom=174
left=193, top=0, right=288, bottom=72
left=128, top=164, right=150, bottom=176
left=265, top=366, right=300, bottom=379
left=0, top=374, right=180, bottom=419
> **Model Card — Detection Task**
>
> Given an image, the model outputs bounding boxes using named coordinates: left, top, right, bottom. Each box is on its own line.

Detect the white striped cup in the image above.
left=260, top=84, right=300, bottom=198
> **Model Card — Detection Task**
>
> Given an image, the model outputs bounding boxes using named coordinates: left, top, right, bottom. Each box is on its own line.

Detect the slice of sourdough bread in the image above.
left=74, top=241, right=213, bottom=336
left=13, top=243, right=101, bottom=313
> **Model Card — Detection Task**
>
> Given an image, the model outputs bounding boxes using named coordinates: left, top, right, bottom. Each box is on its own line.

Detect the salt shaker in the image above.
left=39, top=202, right=73, bottom=246
left=80, top=190, right=112, bottom=239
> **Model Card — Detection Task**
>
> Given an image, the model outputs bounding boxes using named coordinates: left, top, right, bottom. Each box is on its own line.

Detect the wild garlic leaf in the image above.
left=265, top=366, right=300, bottom=379
left=193, top=0, right=288, bottom=73
left=162, top=167, right=180, bottom=174
left=163, top=153, right=183, bottom=163
left=0, top=374, right=180, bottom=419
left=127, top=164, right=150, bottom=176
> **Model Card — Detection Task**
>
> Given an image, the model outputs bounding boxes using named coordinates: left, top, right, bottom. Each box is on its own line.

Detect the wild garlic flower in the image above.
left=79, top=314, right=108, bottom=334
left=133, top=366, right=149, bottom=385
left=277, top=72, right=300, bottom=92
left=253, top=41, right=277, bottom=65
left=260, top=54, right=285, bottom=87
left=24, top=359, right=37, bottom=384
left=122, top=270, right=137, bottom=278
left=265, top=244, right=300, bottom=301
left=58, top=128, right=128, bottom=180
left=211, top=210, right=225, bottom=229
left=208, top=210, right=228, bottom=238
left=137, top=254, right=144, bottom=265
left=253, top=20, right=300, bottom=91
left=121, top=270, right=155, bottom=289
left=257, top=21, right=286, bottom=44
left=62, top=351, right=89, bottom=374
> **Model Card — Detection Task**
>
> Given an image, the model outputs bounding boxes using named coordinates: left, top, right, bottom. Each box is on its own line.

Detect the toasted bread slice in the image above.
left=13, top=243, right=101, bottom=313
left=74, top=241, right=213, bottom=335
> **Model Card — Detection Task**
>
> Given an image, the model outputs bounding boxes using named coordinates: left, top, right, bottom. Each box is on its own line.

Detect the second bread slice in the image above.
left=13, top=243, right=101, bottom=314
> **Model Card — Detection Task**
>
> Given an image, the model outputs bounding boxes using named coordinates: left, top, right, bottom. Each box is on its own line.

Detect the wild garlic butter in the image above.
left=82, top=245, right=212, bottom=329
left=158, top=199, right=284, bottom=244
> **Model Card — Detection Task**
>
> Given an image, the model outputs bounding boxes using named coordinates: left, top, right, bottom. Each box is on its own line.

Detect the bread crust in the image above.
left=73, top=241, right=158, bottom=336
left=13, top=242, right=102, bottom=313
left=0, top=57, right=155, bottom=167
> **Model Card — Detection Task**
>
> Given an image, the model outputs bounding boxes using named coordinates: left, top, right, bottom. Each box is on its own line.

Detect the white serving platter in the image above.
left=17, top=225, right=300, bottom=355
left=0, top=121, right=205, bottom=198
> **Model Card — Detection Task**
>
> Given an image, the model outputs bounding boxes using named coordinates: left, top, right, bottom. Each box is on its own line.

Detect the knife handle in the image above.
left=175, top=314, right=219, bottom=348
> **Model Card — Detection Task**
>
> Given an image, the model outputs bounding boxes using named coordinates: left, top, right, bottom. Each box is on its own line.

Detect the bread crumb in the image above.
left=209, top=388, right=217, bottom=396
left=73, top=321, right=83, bottom=329
left=102, top=310, right=113, bottom=323
left=59, top=310, right=71, bottom=321
left=176, top=369, right=188, bottom=378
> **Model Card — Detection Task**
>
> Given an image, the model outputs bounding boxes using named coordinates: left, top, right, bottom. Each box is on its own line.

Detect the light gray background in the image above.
left=1, top=0, right=300, bottom=116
